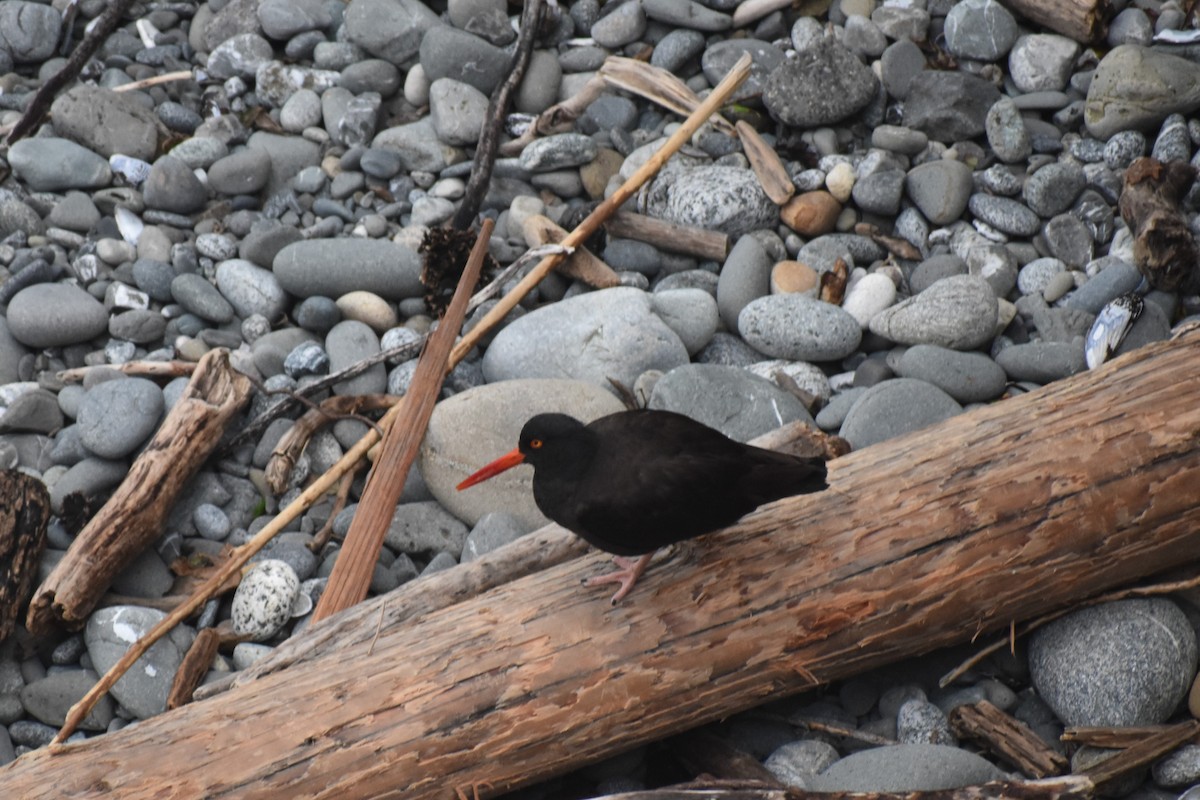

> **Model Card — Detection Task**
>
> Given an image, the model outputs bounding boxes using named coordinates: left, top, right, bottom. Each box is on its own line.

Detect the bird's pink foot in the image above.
left=585, top=554, right=654, bottom=605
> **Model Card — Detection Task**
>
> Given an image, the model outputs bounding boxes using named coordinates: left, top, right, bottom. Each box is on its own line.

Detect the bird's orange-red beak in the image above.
left=456, top=447, right=525, bottom=490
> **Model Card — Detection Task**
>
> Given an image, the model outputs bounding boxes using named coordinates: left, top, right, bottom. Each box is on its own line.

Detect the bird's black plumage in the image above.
left=491, top=409, right=828, bottom=555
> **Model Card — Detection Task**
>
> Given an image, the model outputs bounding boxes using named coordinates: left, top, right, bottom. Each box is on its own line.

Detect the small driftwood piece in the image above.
left=450, top=54, right=752, bottom=365
left=1117, top=157, right=1200, bottom=293
left=1060, top=725, right=1197, bottom=749
left=738, top=121, right=794, bottom=206
left=11, top=330, right=1200, bottom=796
left=310, top=219, right=492, bottom=622
left=606, top=211, right=730, bottom=261
left=0, top=470, right=49, bottom=643
left=27, top=349, right=252, bottom=636
left=1002, top=0, right=1110, bottom=43
left=949, top=701, right=1068, bottom=778
left=1077, top=720, right=1200, bottom=787
left=166, top=628, right=221, bottom=711
left=522, top=214, right=621, bottom=287
left=58, top=360, right=198, bottom=383
left=265, top=394, right=399, bottom=495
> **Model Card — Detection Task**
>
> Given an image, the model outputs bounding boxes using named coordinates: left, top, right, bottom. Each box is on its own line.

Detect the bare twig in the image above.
left=939, top=570, right=1200, bottom=687
left=450, top=0, right=544, bottom=230
left=111, top=69, right=195, bottom=93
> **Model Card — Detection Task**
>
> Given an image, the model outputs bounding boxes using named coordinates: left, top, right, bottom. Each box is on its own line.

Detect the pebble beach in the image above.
left=0, top=0, right=1199, bottom=795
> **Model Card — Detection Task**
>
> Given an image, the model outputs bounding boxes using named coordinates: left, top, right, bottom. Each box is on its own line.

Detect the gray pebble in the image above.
left=839, top=378, right=962, bottom=449
left=894, top=345, right=1007, bottom=403
left=1029, top=599, right=1197, bottom=726
left=76, top=377, right=163, bottom=459
left=85, top=605, right=193, bottom=718
left=739, top=294, right=862, bottom=362
left=647, top=363, right=812, bottom=442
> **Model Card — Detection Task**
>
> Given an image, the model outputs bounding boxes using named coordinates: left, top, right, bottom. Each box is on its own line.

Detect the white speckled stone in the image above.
left=232, top=559, right=300, bottom=641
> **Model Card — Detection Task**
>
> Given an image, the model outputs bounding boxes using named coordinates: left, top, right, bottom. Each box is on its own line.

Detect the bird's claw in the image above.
left=585, top=554, right=653, bottom=605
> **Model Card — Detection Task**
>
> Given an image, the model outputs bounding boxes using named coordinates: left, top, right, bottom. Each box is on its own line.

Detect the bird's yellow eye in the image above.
left=529, top=438, right=543, bottom=449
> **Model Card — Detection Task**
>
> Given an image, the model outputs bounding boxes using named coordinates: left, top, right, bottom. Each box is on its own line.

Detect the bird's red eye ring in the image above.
left=529, top=438, right=543, bottom=449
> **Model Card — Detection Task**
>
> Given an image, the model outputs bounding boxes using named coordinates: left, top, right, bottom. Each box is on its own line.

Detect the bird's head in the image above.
left=456, top=413, right=594, bottom=490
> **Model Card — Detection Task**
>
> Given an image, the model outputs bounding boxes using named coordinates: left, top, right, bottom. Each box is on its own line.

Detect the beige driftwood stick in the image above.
left=605, top=210, right=731, bottom=262
left=311, top=219, right=492, bottom=622
left=448, top=52, right=753, bottom=365
left=1002, top=0, right=1109, bottom=43
left=5, top=328, right=1199, bottom=797
left=27, top=349, right=252, bottom=636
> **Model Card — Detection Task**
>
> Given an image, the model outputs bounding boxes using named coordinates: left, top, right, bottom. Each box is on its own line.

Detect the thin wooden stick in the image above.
left=448, top=52, right=753, bottom=366
left=312, top=219, right=493, bottom=621
left=111, top=69, right=195, bottom=93
left=938, top=570, right=1200, bottom=687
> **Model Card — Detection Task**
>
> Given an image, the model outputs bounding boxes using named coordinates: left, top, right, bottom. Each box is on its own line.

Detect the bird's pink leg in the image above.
left=585, top=553, right=654, bottom=604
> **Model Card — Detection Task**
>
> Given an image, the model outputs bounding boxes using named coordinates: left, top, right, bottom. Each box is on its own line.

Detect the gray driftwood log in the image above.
left=0, top=328, right=1197, bottom=798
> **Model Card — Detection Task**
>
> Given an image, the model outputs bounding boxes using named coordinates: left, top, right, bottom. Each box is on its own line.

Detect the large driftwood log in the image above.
left=2, top=329, right=1199, bottom=798
left=26, top=349, right=252, bottom=636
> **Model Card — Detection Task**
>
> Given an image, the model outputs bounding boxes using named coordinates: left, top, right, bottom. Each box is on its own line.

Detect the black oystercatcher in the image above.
left=456, top=409, right=828, bottom=603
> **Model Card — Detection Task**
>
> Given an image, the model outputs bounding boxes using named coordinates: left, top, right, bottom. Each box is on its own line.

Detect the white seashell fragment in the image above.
left=1085, top=292, right=1143, bottom=369
left=114, top=205, right=144, bottom=245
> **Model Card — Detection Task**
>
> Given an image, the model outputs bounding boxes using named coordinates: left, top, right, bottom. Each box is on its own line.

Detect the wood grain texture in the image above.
left=2, top=329, right=1198, bottom=799
left=1003, top=0, right=1109, bottom=43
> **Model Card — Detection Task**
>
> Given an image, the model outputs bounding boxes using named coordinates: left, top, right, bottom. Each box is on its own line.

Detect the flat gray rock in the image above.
left=1086, top=45, right=1200, bottom=140
left=481, top=287, right=690, bottom=390
left=904, top=71, right=1001, bottom=142
left=717, top=234, right=772, bottom=332
left=811, top=744, right=1004, bottom=792
left=839, top=378, right=963, bottom=449
left=342, top=0, right=438, bottom=65
left=646, top=165, right=778, bottom=237
left=326, top=320, right=386, bottom=395
left=905, top=160, right=973, bottom=226
left=49, top=85, right=159, bottom=161
left=215, top=258, right=288, bottom=320
left=6, top=284, right=108, bottom=348
left=647, top=363, right=812, bottom=442
left=1029, top=599, right=1197, bottom=726
left=19, top=670, right=113, bottom=731
left=420, top=379, right=625, bottom=528
left=76, top=377, right=164, bottom=460
left=869, top=275, right=998, bottom=350
left=273, top=238, right=423, bottom=300
left=994, top=340, right=1086, bottom=383
left=738, top=295, right=862, bottom=361
left=7, top=138, right=112, bottom=192
left=85, top=606, right=194, bottom=719
left=382, top=500, right=471, bottom=557
left=894, top=345, right=1007, bottom=403
left=763, top=35, right=878, bottom=127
